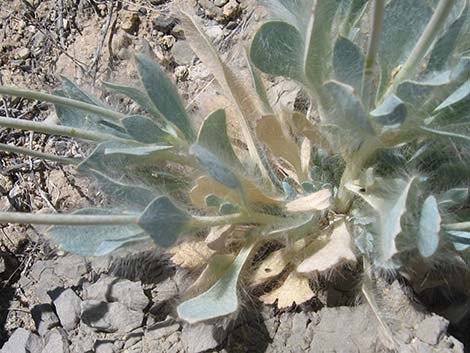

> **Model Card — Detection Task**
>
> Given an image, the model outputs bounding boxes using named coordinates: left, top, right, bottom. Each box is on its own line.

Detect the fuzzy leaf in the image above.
left=138, top=196, right=191, bottom=248
left=250, top=21, right=304, bottom=82
left=377, top=0, right=433, bottom=97
left=297, top=220, right=356, bottom=274
left=370, top=94, right=407, bottom=128
left=323, top=81, right=374, bottom=148
left=190, top=144, right=241, bottom=190
left=61, top=77, right=107, bottom=107
left=122, top=115, right=170, bottom=144
left=177, top=242, right=254, bottom=323
left=54, top=91, right=127, bottom=138
left=439, top=188, right=469, bottom=207
left=48, top=209, right=143, bottom=256
left=448, top=231, right=470, bottom=251
left=346, top=177, right=416, bottom=266
left=434, top=80, right=470, bottom=111
left=135, top=54, right=194, bottom=141
left=333, top=36, right=364, bottom=93
left=418, top=195, right=441, bottom=257
left=197, top=109, right=241, bottom=167
left=427, top=6, right=468, bottom=72
left=285, top=189, right=331, bottom=213
left=185, top=254, right=235, bottom=298
left=169, top=240, right=214, bottom=269
left=103, top=81, right=168, bottom=126
left=104, top=145, right=173, bottom=157
left=304, top=0, right=342, bottom=87
left=260, top=271, right=314, bottom=308
left=190, top=176, right=281, bottom=209
left=256, top=115, right=302, bottom=175
left=246, top=49, right=272, bottom=113
left=205, top=225, right=233, bottom=251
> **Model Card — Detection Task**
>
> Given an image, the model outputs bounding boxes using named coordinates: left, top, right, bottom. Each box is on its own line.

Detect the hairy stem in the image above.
left=444, top=222, right=470, bottom=231
left=0, top=212, right=138, bottom=225
left=361, top=0, right=385, bottom=111
left=0, top=116, right=130, bottom=143
left=0, top=143, right=80, bottom=165
left=0, top=86, right=125, bottom=121
left=387, top=0, right=454, bottom=94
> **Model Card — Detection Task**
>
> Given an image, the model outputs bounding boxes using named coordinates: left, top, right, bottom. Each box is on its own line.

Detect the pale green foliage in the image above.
left=0, top=0, right=470, bottom=328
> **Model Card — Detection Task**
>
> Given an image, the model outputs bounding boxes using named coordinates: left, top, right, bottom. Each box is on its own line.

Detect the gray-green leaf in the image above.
left=333, top=36, right=364, bottom=93
left=135, top=54, right=194, bottom=141
left=370, top=94, right=407, bottom=128
left=122, top=115, right=170, bottom=144
left=418, top=195, right=441, bottom=257
left=177, top=242, right=254, bottom=323
left=138, top=196, right=191, bottom=248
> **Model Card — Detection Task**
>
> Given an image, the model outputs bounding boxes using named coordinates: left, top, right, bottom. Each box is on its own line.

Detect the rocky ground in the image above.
left=0, top=0, right=468, bottom=352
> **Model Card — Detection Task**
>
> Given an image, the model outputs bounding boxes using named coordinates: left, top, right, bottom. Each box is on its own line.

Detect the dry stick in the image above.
left=0, top=212, right=139, bottom=226
left=0, top=143, right=79, bottom=165
left=107, top=0, right=122, bottom=73
left=88, top=0, right=115, bottom=82
left=57, top=0, right=66, bottom=48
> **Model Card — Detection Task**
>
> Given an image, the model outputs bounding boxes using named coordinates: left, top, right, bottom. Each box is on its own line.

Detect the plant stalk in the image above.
left=0, top=143, right=80, bottom=165
left=361, top=0, right=385, bottom=111
left=0, top=116, right=130, bottom=143
left=444, top=222, right=470, bottom=231
left=0, top=86, right=125, bottom=121
left=387, top=0, right=454, bottom=93
left=0, top=212, right=138, bottom=225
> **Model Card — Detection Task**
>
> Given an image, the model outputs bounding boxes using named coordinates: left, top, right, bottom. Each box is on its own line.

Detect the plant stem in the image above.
left=0, top=143, right=80, bottom=165
left=444, top=222, right=470, bottom=231
left=388, top=0, right=454, bottom=92
left=0, top=212, right=138, bottom=225
left=0, top=116, right=130, bottom=143
left=0, top=86, right=125, bottom=121
left=361, top=0, right=385, bottom=111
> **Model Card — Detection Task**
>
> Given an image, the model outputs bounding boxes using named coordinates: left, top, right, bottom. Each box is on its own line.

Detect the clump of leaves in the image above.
left=1, top=0, right=470, bottom=341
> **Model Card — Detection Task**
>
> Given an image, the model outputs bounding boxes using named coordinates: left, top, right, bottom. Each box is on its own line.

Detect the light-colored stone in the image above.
left=172, top=40, right=194, bottom=66
left=42, top=328, right=69, bottom=353
left=0, top=328, right=42, bottom=353
left=416, top=315, right=449, bottom=345
left=52, top=288, right=82, bottom=331
left=81, top=300, right=144, bottom=333
left=31, top=304, right=60, bottom=337
left=120, top=12, right=140, bottom=33
left=181, top=322, right=228, bottom=353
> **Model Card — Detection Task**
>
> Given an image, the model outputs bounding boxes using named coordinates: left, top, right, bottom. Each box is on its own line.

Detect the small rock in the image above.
left=81, top=300, right=144, bottom=333
left=146, top=317, right=180, bottom=341
left=0, top=328, right=42, bottom=353
left=83, top=276, right=149, bottom=312
left=42, top=328, right=69, bottom=353
left=120, top=12, right=140, bottom=34
left=95, top=342, right=117, bottom=353
left=199, top=0, right=224, bottom=21
left=416, top=315, right=449, bottom=345
left=51, top=288, right=82, bottom=331
left=17, top=48, right=31, bottom=60
left=214, top=0, right=229, bottom=6
left=181, top=323, right=228, bottom=353
left=223, top=0, right=241, bottom=20
left=205, top=25, right=224, bottom=42
left=0, top=175, right=12, bottom=195
left=175, top=66, right=189, bottom=81
left=54, top=255, right=88, bottom=287
left=31, top=304, right=60, bottom=337
left=152, top=15, right=177, bottom=33
left=160, top=35, right=176, bottom=49
left=172, top=40, right=194, bottom=66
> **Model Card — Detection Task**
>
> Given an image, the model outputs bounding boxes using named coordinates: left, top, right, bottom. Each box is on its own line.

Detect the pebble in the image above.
left=83, top=275, right=149, bottom=312
left=31, top=304, right=60, bottom=337
left=17, top=48, right=31, bottom=60
left=42, top=328, right=70, bottom=353
left=171, top=40, right=194, bottom=66
left=0, top=175, right=12, bottom=195
left=152, top=14, right=177, bottom=33
left=120, top=12, right=140, bottom=34
left=416, top=315, right=449, bottom=345
left=0, top=328, right=42, bottom=353
left=51, top=288, right=82, bottom=332
left=160, top=35, right=176, bottom=49
left=181, top=322, right=229, bottom=353
left=223, top=0, right=242, bottom=20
